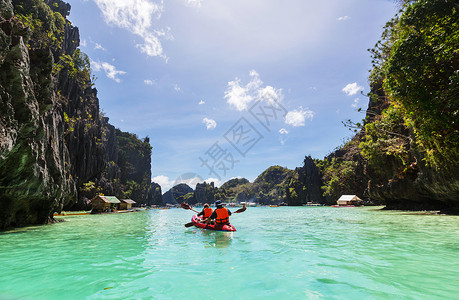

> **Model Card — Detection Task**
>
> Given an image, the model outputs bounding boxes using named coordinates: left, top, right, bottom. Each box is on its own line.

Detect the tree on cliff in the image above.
left=358, top=0, right=459, bottom=210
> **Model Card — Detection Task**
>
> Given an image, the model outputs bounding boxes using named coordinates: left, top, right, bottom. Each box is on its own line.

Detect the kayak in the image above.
left=191, top=215, right=236, bottom=232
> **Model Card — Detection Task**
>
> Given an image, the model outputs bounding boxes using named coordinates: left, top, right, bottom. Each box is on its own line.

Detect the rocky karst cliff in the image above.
left=0, top=0, right=160, bottom=229
left=286, top=156, right=324, bottom=206
left=287, top=1, right=459, bottom=212
left=162, top=183, right=193, bottom=205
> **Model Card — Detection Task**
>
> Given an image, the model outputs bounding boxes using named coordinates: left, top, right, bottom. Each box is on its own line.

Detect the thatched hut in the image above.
left=91, top=195, right=121, bottom=212
left=120, top=199, right=136, bottom=210
left=336, top=195, right=363, bottom=206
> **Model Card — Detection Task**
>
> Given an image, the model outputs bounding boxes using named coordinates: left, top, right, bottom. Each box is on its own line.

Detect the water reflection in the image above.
left=201, top=230, right=233, bottom=248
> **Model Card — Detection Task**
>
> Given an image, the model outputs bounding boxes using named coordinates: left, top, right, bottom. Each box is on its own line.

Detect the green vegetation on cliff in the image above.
left=216, top=166, right=293, bottom=205
left=316, top=0, right=459, bottom=211
left=115, top=130, right=152, bottom=201
left=215, top=178, right=251, bottom=202
left=0, top=0, right=157, bottom=228
left=367, top=0, right=458, bottom=171
left=14, top=0, right=66, bottom=50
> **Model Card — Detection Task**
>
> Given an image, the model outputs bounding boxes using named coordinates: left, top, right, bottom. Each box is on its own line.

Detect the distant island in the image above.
left=0, top=0, right=457, bottom=229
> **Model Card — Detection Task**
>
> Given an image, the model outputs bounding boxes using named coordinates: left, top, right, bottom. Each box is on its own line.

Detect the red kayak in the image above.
left=191, top=215, right=236, bottom=232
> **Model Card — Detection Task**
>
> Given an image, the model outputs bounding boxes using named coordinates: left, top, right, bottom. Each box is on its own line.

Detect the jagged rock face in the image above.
left=286, top=156, right=324, bottom=206
left=0, top=0, right=158, bottom=228
left=367, top=173, right=459, bottom=213
left=215, top=178, right=253, bottom=202
left=162, top=183, right=193, bottom=204
left=115, top=130, right=152, bottom=205
left=220, top=178, right=249, bottom=190
left=193, top=182, right=215, bottom=205
left=252, top=165, right=293, bottom=205
left=0, top=0, right=76, bottom=228
left=362, top=82, right=459, bottom=213
left=148, top=182, right=162, bottom=206
left=366, top=151, right=459, bottom=213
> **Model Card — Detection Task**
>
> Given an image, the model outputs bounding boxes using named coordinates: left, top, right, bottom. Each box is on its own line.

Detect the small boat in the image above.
left=191, top=215, right=236, bottom=232
left=53, top=211, right=91, bottom=216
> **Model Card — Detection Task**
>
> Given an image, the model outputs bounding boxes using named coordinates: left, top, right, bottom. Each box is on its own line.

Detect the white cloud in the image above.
left=279, top=128, right=289, bottom=145
left=338, top=16, right=350, bottom=21
left=285, top=107, right=314, bottom=127
left=186, top=0, right=203, bottom=7
left=202, top=117, right=217, bottom=130
left=152, top=174, right=211, bottom=191
left=152, top=175, right=174, bottom=191
left=279, top=128, right=289, bottom=135
left=198, top=100, right=205, bottom=105
left=93, top=0, right=167, bottom=58
left=352, top=98, right=360, bottom=108
left=91, top=61, right=126, bottom=82
left=203, top=177, right=221, bottom=187
left=144, top=79, right=155, bottom=85
left=94, top=42, right=106, bottom=51
left=175, top=176, right=204, bottom=190
left=342, top=82, right=363, bottom=96
left=258, top=86, right=283, bottom=106
left=224, top=70, right=282, bottom=111
left=80, top=39, right=87, bottom=47
left=173, top=84, right=181, bottom=92
left=225, top=78, right=253, bottom=111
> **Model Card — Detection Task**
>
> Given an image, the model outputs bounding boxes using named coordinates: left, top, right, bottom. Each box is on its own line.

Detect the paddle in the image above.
left=181, top=202, right=200, bottom=227
left=180, top=202, right=199, bottom=214
left=234, top=204, right=247, bottom=213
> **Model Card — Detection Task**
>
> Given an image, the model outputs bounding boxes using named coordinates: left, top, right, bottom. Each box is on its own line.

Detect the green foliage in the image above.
left=321, top=158, right=358, bottom=200
left=215, top=178, right=253, bottom=202
left=115, top=129, right=152, bottom=202
left=14, top=0, right=66, bottom=50
left=53, top=49, right=92, bottom=85
left=123, top=180, right=140, bottom=198
left=80, top=181, right=95, bottom=192
left=63, top=112, right=75, bottom=133
left=373, top=0, right=459, bottom=170
left=252, top=166, right=293, bottom=204
left=183, top=192, right=195, bottom=201
left=359, top=104, right=411, bottom=177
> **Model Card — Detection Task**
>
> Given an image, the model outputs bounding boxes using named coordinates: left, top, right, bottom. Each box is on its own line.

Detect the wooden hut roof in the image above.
left=121, top=199, right=136, bottom=204
left=92, top=195, right=121, bottom=204
left=337, top=195, right=362, bottom=201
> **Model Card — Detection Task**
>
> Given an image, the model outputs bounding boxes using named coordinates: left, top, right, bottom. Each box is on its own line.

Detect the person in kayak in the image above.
left=207, top=200, right=231, bottom=225
left=197, top=203, right=213, bottom=222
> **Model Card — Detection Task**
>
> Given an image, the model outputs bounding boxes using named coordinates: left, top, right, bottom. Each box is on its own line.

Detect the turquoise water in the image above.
left=0, top=207, right=458, bottom=299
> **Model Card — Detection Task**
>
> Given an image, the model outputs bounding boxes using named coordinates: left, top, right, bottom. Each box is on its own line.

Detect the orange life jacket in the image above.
left=215, top=207, right=229, bottom=224
left=203, top=207, right=213, bottom=219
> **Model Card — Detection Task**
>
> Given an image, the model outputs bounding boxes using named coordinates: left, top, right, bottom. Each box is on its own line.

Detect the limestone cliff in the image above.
left=215, top=178, right=252, bottom=202
left=289, top=1, right=458, bottom=213
left=286, top=156, right=324, bottom=206
left=162, top=183, right=193, bottom=204
left=251, top=166, right=293, bottom=205
left=194, top=182, right=215, bottom=205
left=0, top=0, right=158, bottom=229
left=0, top=0, right=77, bottom=228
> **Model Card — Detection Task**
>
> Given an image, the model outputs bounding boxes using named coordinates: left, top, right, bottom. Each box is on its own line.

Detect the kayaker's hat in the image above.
left=215, top=200, right=222, bottom=207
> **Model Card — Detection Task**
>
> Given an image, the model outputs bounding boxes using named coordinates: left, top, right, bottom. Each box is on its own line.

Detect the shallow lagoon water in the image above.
left=0, top=207, right=458, bottom=299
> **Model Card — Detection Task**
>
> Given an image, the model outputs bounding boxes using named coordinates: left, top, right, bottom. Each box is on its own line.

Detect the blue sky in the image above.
left=66, top=0, right=397, bottom=191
